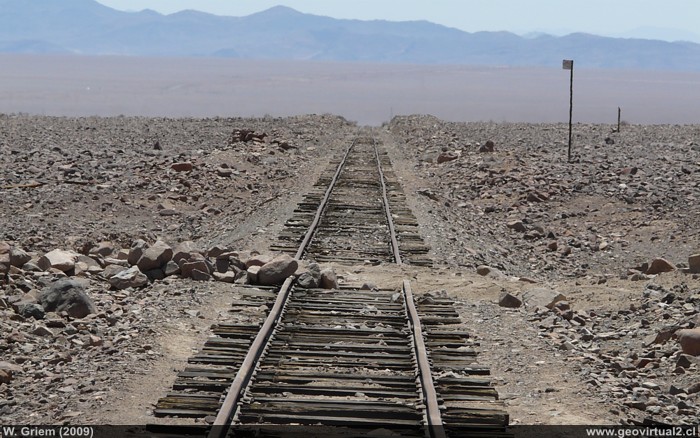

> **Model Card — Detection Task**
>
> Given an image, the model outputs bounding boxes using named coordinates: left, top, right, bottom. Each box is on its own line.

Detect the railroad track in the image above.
left=148, top=133, right=509, bottom=437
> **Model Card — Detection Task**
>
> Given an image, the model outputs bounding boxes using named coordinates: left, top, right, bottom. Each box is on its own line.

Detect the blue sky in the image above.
left=95, top=0, right=700, bottom=42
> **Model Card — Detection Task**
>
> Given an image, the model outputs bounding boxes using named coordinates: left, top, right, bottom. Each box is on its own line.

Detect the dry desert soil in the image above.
left=1, top=113, right=699, bottom=429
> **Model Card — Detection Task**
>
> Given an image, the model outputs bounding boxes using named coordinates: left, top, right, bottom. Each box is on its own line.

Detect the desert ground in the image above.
left=1, top=54, right=700, bottom=125
left=1, top=56, right=699, bottom=430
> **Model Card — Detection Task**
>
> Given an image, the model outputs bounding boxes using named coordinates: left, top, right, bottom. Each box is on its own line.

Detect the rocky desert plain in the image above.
left=1, top=112, right=699, bottom=429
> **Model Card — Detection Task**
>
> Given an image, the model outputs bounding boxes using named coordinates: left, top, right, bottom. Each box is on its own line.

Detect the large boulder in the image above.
left=257, top=254, right=298, bottom=286
left=137, top=240, right=173, bottom=272
left=38, top=249, right=79, bottom=273
left=110, top=266, right=149, bottom=290
left=40, top=279, right=95, bottom=318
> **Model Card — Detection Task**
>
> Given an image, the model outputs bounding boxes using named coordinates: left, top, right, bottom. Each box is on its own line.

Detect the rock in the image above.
left=40, top=279, right=96, bottom=318
left=245, top=254, right=274, bottom=268
left=18, top=303, right=45, bottom=320
left=127, top=239, right=148, bottom=266
left=0, top=242, right=10, bottom=274
left=645, top=258, right=676, bottom=275
left=499, top=292, right=523, bottom=308
left=213, top=271, right=236, bottom=283
left=0, top=362, right=21, bottom=384
left=171, top=162, right=193, bottom=172
left=257, top=254, right=298, bottom=286
left=77, top=255, right=103, bottom=274
left=246, top=265, right=260, bottom=284
left=191, top=269, right=212, bottom=281
left=0, top=369, right=11, bottom=384
left=109, top=266, right=149, bottom=290
left=207, top=245, right=230, bottom=259
left=506, top=220, right=527, bottom=233
left=145, top=268, right=166, bottom=281
left=361, top=282, right=377, bottom=290
left=479, top=140, right=495, bottom=153
left=677, top=328, right=700, bottom=356
left=180, top=256, right=211, bottom=279
left=31, top=325, right=54, bottom=337
left=90, top=241, right=115, bottom=257
left=164, top=260, right=181, bottom=277
left=689, top=254, right=700, bottom=274
left=476, top=265, right=505, bottom=278
left=522, top=288, right=567, bottom=309
left=676, top=354, right=700, bottom=369
left=172, top=241, right=202, bottom=264
left=37, top=249, right=79, bottom=273
left=297, top=272, right=319, bottom=288
left=10, top=247, right=32, bottom=268
left=215, top=258, right=230, bottom=273
left=102, top=264, right=127, bottom=279
left=216, top=168, right=233, bottom=177
left=319, top=268, right=338, bottom=289
left=687, top=382, right=700, bottom=394
left=437, top=151, right=459, bottom=164
left=137, top=240, right=173, bottom=272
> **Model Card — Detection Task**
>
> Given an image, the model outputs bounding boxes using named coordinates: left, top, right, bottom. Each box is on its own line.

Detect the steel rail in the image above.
left=294, top=140, right=355, bottom=260
left=403, top=279, right=446, bottom=438
left=373, top=140, right=402, bottom=265
left=207, top=277, right=294, bottom=438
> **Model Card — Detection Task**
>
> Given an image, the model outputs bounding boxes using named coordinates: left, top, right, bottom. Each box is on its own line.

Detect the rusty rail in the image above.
left=207, top=277, right=294, bottom=438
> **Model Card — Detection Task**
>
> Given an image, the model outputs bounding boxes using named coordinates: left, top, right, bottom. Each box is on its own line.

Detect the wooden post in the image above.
left=563, top=59, right=574, bottom=162
left=618, top=107, right=621, bottom=132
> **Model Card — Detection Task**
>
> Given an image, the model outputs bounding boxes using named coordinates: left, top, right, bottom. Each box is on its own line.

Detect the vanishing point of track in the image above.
left=150, top=133, right=509, bottom=437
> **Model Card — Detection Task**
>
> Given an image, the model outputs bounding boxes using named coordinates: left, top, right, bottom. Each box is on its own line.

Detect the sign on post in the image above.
left=563, top=59, right=574, bottom=162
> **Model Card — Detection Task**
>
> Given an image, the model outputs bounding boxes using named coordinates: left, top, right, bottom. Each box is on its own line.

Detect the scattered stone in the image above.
left=164, top=260, right=181, bottom=277
left=172, top=241, right=202, bottom=264
left=171, top=162, right=193, bottom=172
left=31, top=325, right=54, bottom=337
left=676, top=354, right=700, bottom=369
left=246, top=265, right=260, bottom=284
left=137, top=240, right=173, bottom=272
left=245, top=254, right=274, bottom=268
left=37, top=249, right=79, bottom=273
left=506, top=220, right=527, bottom=233
left=18, top=303, right=45, bottom=320
left=499, top=292, right=523, bottom=308
left=645, top=258, right=676, bottom=275
left=297, top=271, right=319, bottom=288
left=257, top=254, right=298, bottom=286
left=689, top=254, right=700, bottom=274
left=90, top=241, right=115, bottom=258
left=319, top=268, right=338, bottom=289
left=677, top=328, right=700, bottom=356
left=522, top=288, right=567, bottom=309
left=479, top=140, right=495, bottom=153
left=109, top=266, right=149, bottom=290
left=213, top=271, right=236, bottom=283
left=40, top=279, right=96, bottom=318
left=191, top=269, right=212, bottom=282
left=476, top=265, right=505, bottom=279
left=180, top=256, right=211, bottom=279
left=127, top=239, right=148, bottom=266
left=361, top=282, right=377, bottom=290
left=10, top=246, right=32, bottom=268
left=436, top=151, right=458, bottom=164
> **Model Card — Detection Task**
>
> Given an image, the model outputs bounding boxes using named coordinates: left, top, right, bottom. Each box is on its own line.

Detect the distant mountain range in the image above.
left=1, top=0, right=700, bottom=71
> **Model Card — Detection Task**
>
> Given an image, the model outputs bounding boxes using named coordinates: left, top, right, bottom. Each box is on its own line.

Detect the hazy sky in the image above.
left=95, top=0, right=700, bottom=42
